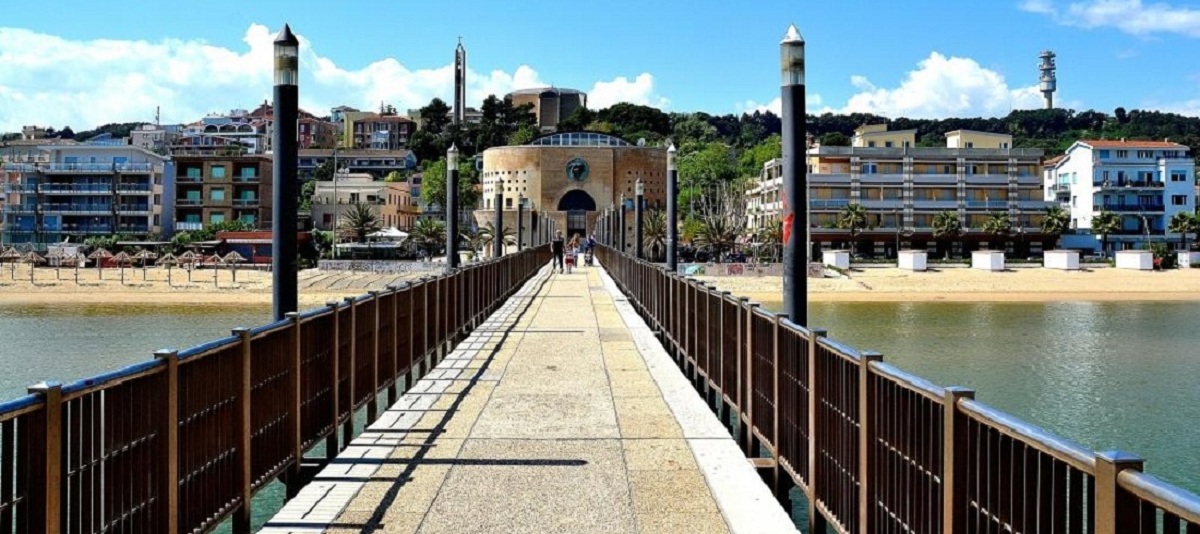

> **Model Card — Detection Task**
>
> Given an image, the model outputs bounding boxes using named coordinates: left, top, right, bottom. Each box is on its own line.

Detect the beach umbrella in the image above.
left=111, top=251, right=133, bottom=285
left=156, top=253, right=179, bottom=286
left=1, top=247, right=21, bottom=279
left=177, top=251, right=199, bottom=282
left=88, top=248, right=112, bottom=280
left=44, top=249, right=64, bottom=280
left=132, top=249, right=157, bottom=280
left=20, top=251, right=45, bottom=283
left=222, top=251, right=247, bottom=283
left=72, top=252, right=87, bottom=284
left=206, top=254, right=225, bottom=288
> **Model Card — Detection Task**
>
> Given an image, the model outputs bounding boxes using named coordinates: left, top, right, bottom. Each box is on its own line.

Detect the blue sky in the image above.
left=2, top=0, right=1199, bottom=131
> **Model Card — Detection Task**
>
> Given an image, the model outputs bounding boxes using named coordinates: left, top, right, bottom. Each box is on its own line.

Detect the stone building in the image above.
left=477, top=132, right=666, bottom=255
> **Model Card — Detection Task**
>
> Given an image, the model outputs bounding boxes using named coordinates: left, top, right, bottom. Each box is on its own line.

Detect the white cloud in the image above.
left=827, top=52, right=1043, bottom=119
left=733, top=93, right=823, bottom=115
left=0, top=25, right=671, bottom=132
left=1020, top=0, right=1200, bottom=37
left=587, top=73, right=670, bottom=109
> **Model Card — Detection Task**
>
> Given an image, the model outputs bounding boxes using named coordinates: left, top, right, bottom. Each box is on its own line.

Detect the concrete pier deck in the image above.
left=262, top=264, right=796, bottom=534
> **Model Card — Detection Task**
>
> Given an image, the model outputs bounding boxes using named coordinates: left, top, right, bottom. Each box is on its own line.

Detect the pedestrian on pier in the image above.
left=551, top=230, right=566, bottom=273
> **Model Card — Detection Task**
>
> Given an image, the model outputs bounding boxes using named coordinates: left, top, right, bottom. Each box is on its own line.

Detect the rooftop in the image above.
left=1080, top=139, right=1190, bottom=149
left=507, top=86, right=587, bottom=96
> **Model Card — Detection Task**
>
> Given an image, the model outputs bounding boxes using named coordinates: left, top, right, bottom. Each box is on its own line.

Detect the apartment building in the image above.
left=1, top=143, right=172, bottom=247
left=310, top=173, right=416, bottom=232
left=1045, top=139, right=1195, bottom=253
left=348, top=115, right=415, bottom=150
left=298, top=149, right=418, bottom=180
left=173, top=155, right=273, bottom=232
left=747, top=125, right=1049, bottom=258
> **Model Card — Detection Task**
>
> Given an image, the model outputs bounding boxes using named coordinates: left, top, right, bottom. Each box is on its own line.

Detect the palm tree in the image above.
left=1167, top=212, right=1199, bottom=252
left=476, top=222, right=516, bottom=254
left=981, top=212, right=1012, bottom=255
left=1092, top=211, right=1122, bottom=258
left=837, top=203, right=869, bottom=255
left=337, top=203, right=381, bottom=243
left=694, top=216, right=740, bottom=261
left=642, top=210, right=668, bottom=262
left=755, top=221, right=783, bottom=262
left=1040, top=205, right=1071, bottom=250
left=931, top=211, right=962, bottom=259
left=409, top=218, right=445, bottom=259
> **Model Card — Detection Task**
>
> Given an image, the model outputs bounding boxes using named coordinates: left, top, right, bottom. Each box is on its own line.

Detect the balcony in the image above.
left=41, top=204, right=113, bottom=215
left=116, top=183, right=152, bottom=194
left=811, top=199, right=851, bottom=209
left=176, top=221, right=203, bottom=231
left=116, top=224, right=151, bottom=233
left=233, top=198, right=260, bottom=207
left=177, top=174, right=203, bottom=183
left=59, top=224, right=114, bottom=234
left=40, top=183, right=113, bottom=194
left=115, top=163, right=154, bottom=173
left=3, top=205, right=36, bottom=214
left=965, top=201, right=1009, bottom=209
left=117, top=204, right=152, bottom=214
left=1050, top=184, right=1071, bottom=193
left=234, top=174, right=260, bottom=183
left=1094, top=180, right=1164, bottom=190
left=176, top=198, right=204, bottom=207
left=911, top=200, right=958, bottom=209
left=1097, top=204, right=1165, bottom=213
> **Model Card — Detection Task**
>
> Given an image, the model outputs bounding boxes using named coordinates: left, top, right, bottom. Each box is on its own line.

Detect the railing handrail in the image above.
left=596, top=242, right=1199, bottom=533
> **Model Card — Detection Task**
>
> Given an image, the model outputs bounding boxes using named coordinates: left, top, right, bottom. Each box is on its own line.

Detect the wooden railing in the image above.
left=598, top=245, right=1200, bottom=534
left=0, top=245, right=551, bottom=534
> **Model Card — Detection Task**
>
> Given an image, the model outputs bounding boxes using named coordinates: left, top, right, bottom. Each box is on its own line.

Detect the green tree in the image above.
left=419, top=98, right=452, bottom=134
left=982, top=212, right=1013, bottom=255
left=1167, top=211, right=1199, bottom=251
left=313, top=159, right=335, bottom=182
left=737, top=135, right=782, bottom=178
left=337, top=203, right=381, bottom=243
left=476, top=221, right=516, bottom=252
left=837, top=203, right=870, bottom=255
left=192, top=220, right=254, bottom=241
left=596, top=103, right=671, bottom=138
left=820, top=132, right=851, bottom=146
left=642, top=210, right=667, bottom=262
left=508, top=125, right=539, bottom=146
left=1040, top=205, right=1071, bottom=249
left=383, top=171, right=404, bottom=182
left=1092, top=211, right=1122, bottom=258
left=677, top=143, right=738, bottom=219
left=932, top=211, right=962, bottom=259
left=420, top=157, right=479, bottom=211
left=300, top=178, right=318, bottom=211
left=409, top=218, right=445, bottom=258
left=558, top=107, right=595, bottom=132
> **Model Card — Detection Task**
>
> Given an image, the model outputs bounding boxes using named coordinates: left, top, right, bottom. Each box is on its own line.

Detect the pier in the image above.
left=2, top=244, right=1199, bottom=533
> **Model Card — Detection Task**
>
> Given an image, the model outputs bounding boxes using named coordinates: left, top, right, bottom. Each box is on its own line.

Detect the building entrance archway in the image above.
left=557, top=190, right=596, bottom=239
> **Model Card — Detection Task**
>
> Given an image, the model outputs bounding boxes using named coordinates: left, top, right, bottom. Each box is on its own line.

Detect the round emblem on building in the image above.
left=566, top=157, right=589, bottom=182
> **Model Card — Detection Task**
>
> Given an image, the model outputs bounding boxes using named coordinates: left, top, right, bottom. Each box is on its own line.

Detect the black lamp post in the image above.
left=446, top=144, right=459, bottom=269
left=666, top=143, right=679, bottom=271
left=517, top=194, right=525, bottom=252
left=635, top=179, right=645, bottom=259
left=272, top=24, right=299, bottom=322
left=494, top=192, right=503, bottom=258
left=781, top=24, right=807, bottom=326
left=619, top=195, right=627, bottom=253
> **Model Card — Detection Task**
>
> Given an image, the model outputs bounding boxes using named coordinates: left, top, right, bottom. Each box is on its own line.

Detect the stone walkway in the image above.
left=262, top=263, right=796, bottom=534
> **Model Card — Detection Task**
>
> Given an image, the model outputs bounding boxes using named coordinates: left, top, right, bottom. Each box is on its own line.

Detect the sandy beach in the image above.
left=0, top=265, right=442, bottom=308
left=696, top=266, right=1200, bottom=303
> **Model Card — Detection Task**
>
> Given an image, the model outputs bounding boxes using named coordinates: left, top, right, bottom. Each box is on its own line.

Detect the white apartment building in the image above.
left=1045, top=139, right=1195, bottom=253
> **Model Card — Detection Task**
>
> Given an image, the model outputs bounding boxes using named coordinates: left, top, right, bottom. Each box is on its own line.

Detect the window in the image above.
left=1099, top=150, right=1110, bottom=158
left=861, top=163, right=877, bottom=174
left=186, top=167, right=202, bottom=178
left=505, top=197, right=513, bottom=208
left=1171, top=172, right=1188, bottom=182
left=903, top=141, right=911, bottom=148
left=211, top=166, right=226, bottom=179
left=1072, top=195, right=1077, bottom=207
left=1116, top=150, right=1128, bottom=158
left=867, top=141, right=876, bottom=147
left=209, top=212, right=225, bottom=224
left=884, top=141, right=893, bottom=148
left=210, top=189, right=225, bottom=201
left=966, top=142, right=974, bottom=148
left=1137, top=150, right=1153, bottom=158
left=1172, top=195, right=1188, bottom=206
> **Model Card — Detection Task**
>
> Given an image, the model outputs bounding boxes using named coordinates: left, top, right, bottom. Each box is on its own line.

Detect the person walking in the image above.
left=551, top=230, right=566, bottom=273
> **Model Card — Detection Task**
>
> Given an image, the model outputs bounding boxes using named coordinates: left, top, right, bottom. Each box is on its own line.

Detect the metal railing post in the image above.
left=233, top=328, right=253, bottom=534
left=342, top=297, right=356, bottom=449
left=326, top=301, right=341, bottom=459
left=385, top=285, right=399, bottom=405
left=154, top=350, right=180, bottom=534
left=942, top=386, right=976, bottom=534
left=367, top=291, right=380, bottom=425
left=1095, top=451, right=1145, bottom=534
left=772, top=313, right=788, bottom=504
left=27, top=380, right=63, bottom=534
left=744, top=301, right=760, bottom=457
left=807, top=327, right=829, bottom=533
left=285, top=312, right=303, bottom=498
left=859, top=350, right=883, bottom=532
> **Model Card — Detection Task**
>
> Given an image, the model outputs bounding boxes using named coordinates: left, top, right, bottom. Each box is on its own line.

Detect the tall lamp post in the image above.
left=272, top=24, right=299, bottom=322
left=780, top=24, right=807, bottom=326
left=446, top=144, right=459, bottom=269
left=619, top=195, right=627, bottom=253
left=635, top=179, right=645, bottom=259
left=494, top=192, right=503, bottom=258
left=666, top=144, right=679, bottom=271
left=517, top=194, right=526, bottom=251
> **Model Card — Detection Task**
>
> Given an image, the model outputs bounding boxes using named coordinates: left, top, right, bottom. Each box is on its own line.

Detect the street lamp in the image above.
left=494, top=191, right=503, bottom=258
left=272, top=23, right=299, bottom=322
left=635, top=178, right=645, bottom=259
left=446, top=144, right=459, bottom=268
left=517, top=194, right=526, bottom=251
left=619, top=194, right=627, bottom=253
left=667, top=143, right=679, bottom=271
left=780, top=23, right=808, bottom=325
